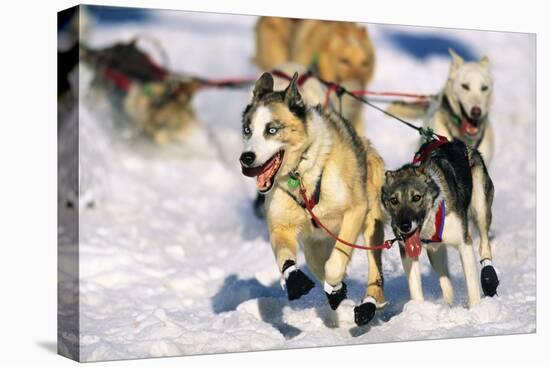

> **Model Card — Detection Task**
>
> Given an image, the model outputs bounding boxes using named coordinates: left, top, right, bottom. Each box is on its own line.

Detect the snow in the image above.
left=57, top=9, right=536, bottom=362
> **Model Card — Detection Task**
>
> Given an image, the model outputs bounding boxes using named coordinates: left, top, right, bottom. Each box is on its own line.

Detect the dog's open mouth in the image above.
left=241, top=151, right=284, bottom=193
left=403, top=229, right=422, bottom=258
left=461, top=119, right=479, bottom=136
left=459, top=104, right=480, bottom=136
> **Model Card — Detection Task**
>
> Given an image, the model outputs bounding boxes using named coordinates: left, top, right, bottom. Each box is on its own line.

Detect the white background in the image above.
left=0, top=0, right=545, bottom=366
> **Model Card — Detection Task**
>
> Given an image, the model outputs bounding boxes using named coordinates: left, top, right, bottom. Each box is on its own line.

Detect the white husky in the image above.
left=390, top=49, right=495, bottom=165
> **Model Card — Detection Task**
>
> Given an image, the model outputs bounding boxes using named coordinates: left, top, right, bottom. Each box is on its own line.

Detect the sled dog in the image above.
left=254, top=17, right=375, bottom=134
left=388, top=49, right=495, bottom=165
left=82, top=41, right=201, bottom=144
left=240, top=72, right=386, bottom=326
left=382, top=140, right=499, bottom=308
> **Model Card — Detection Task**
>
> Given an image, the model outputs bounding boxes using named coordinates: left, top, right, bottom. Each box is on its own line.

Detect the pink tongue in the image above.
left=462, top=119, right=479, bottom=135
left=404, top=229, right=422, bottom=258
left=256, top=156, right=278, bottom=190
left=257, top=170, right=271, bottom=190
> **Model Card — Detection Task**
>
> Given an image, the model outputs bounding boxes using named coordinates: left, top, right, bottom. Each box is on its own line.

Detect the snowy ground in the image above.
left=58, top=9, right=536, bottom=362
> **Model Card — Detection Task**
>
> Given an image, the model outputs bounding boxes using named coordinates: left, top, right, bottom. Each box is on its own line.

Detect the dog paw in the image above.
left=253, top=194, right=266, bottom=219
left=354, top=301, right=376, bottom=326
left=481, top=264, right=499, bottom=297
left=283, top=260, right=315, bottom=301
left=324, top=281, right=347, bottom=310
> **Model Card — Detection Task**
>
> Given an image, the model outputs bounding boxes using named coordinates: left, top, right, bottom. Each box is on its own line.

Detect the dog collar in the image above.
left=441, top=95, right=462, bottom=126
left=294, top=171, right=322, bottom=210
left=441, top=95, right=486, bottom=149
left=281, top=171, right=323, bottom=226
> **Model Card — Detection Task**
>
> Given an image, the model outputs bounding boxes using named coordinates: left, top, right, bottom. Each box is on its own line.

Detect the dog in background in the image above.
left=254, top=17, right=376, bottom=135
left=81, top=40, right=202, bottom=145
left=240, top=73, right=387, bottom=326
left=388, top=49, right=495, bottom=165
left=382, top=140, right=499, bottom=308
left=123, top=78, right=202, bottom=144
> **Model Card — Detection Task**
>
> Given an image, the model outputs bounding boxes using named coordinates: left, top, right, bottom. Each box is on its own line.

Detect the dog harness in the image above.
left=283, top=172, right=323, bottom=228
left=423, top=199, right=446, bottom=244
left=406, top=136, right=449, bottom=257
left=412, top=134, right=450, bottom=166
left=91, top=41, right=169, bottom=93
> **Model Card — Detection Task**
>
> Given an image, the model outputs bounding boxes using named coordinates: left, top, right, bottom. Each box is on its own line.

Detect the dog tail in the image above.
left=386, top=101, right=429, bottom=120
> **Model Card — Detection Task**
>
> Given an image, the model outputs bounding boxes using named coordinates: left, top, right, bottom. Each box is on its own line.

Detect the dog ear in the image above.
left=253, top=72, right=274, bottom=100
left=284, top=72, right=306, bottom=118
left=448, top=48, right=464, bottom=78
left=480, top=56, right=490, bottom=68
left=449, top=48, right=464, bottom=65
left=283, top=72, right=302, bottom=102
left=384, top=170, right=395, bottom=185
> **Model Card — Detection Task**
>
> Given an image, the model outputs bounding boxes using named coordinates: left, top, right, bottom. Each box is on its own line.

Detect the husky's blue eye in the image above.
left=243, top=126, right=251, bottom=135
left=267, top=127, right=278, bottom=135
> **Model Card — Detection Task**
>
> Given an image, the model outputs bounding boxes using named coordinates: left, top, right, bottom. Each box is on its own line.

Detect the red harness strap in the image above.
left=413, top=136, right=449, bottom=248
left=298, top=182, right=395, bottom=251
left=431, top=199, right=445, bottom=242
left=271, top=69, right=312, bottom=87
left=412, top=135, right=449, bottom=166
left=420, top=199, right=446, bottom=244
left=271, top=69, right=431, bottom=111
left=271, top=69, right=336, bottom=108
left=103, top=67, right=133, bottom=92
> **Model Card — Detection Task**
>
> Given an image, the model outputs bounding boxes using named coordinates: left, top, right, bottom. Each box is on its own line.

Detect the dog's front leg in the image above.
left=271, top=226, right=315, bottom=301
left=427, top=246, right=454, bottom=305
left=324, top=205, right=366, bottom=310
left=458, top=240, right=482, bottom=307
left=399, top=244, right=424, bottom=302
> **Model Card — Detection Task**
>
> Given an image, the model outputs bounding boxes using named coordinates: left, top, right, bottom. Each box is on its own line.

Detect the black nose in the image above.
left=471, top=106, right=482, bottom=119
left=399, top=221, right=412, bottom=233
left=240, top=152, right=256, bottom=166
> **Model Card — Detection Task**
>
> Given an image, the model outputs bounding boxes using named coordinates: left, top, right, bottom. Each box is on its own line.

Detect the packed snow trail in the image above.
left=57, top=10, right=535, bottom=361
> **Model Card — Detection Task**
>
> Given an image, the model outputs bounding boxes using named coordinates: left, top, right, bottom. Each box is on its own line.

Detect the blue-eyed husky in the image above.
left=240, top=72, right=386, bottom=326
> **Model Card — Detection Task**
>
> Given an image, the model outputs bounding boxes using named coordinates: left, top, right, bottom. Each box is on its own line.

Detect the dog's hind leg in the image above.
left=354, top=218, right=385, bottom=327
left=303, top=236, right=333, bottom=282
left=470, top=151, right=495, bottom=262
left=458, top=238, right=482, bottom=307
left=427, top=246, right=454, bottom=305
left=399, top=244, right=424, bottom=302
left=354, top=143, right=387, bottom=326
left=363, top=218, right=386, bottom=305
left=469, top=150, right=499, bottom=296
